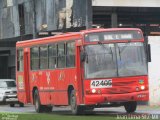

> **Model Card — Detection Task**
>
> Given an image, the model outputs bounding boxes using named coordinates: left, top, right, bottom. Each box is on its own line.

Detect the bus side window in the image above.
left=57, top=43, right=66, bottom=68
left=66, top=42, right=75, bottom=67
left=17, top=49, right=24, bottom=72
left=48, top=44, right=57, bottom=69
left=40, top=46, right=48, bottom=69
left=31, top=47, right=39, bottom=70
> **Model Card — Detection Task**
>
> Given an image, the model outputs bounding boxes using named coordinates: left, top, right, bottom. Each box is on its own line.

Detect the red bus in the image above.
left=16, top=28, right=150, bottom=114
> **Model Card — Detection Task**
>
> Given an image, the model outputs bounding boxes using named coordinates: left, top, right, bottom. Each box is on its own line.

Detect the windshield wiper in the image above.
left=81, top=50, right=89, bottom=63
left=98, top=41, right=113, bottom=60
left=118, top=42, right=131, bottom=61
left=117, top=46, right=121, bottom=60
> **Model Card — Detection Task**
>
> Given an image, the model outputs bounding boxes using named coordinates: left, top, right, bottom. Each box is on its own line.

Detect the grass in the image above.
left=0, top=105, right=159, bottom=120
left=0, top=112, right=159, bottom=120
left=0, top=113, right=115, bottom=120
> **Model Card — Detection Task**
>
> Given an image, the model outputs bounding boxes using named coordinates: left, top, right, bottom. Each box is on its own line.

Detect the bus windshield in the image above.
left=84, top=42, right=147, bottom=79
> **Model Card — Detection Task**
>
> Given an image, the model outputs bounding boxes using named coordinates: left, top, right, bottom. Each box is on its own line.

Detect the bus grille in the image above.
left=108, top=80, right=137, bottom=94
left=108, top=87, right=133, bottom=94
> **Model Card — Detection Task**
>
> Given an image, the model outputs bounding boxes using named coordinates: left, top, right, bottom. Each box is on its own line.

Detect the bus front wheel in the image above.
left=124, top=101, right=137, bottom=113
left=34, top=90, right=43, bottom=113
left=70, top=90, right=84, bottom=115
left=19, top=102, right=24, bottom=107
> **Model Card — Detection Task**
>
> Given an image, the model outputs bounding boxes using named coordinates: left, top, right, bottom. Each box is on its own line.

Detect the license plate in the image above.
left=90, top=79, right=112, bottom=88
left=7, top=95, right=17, bottom=97
left=6, top=98, right=18, bottom=102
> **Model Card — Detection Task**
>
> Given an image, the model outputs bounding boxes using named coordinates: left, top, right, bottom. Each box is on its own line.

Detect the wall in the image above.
left=0, top=47, right=15, bottom=79
left=93, top=0, right=160, bottom=7
left=0, top=0, right=92, bottom=79
left=0, top=0, right=20, bottom=39
left=35, top=0, right=91, bottom=32
left=148, top=36, right=160, bottom=106
left=0, top=47, right=15, bottom=67
left=0, top=0, right=92, bottom=40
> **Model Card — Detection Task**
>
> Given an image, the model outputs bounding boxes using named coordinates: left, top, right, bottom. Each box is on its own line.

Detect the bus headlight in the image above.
left=140, top=85, right=145, bottom=90
left=91, top=89, right=96, bottom=93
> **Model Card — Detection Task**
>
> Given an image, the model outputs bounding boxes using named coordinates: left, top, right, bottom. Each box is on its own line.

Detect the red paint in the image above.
left=84, top=76, right=149, bottom=104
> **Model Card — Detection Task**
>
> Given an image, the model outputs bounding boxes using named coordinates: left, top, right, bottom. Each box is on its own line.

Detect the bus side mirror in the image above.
left=147, top=44, right=151, bottom=62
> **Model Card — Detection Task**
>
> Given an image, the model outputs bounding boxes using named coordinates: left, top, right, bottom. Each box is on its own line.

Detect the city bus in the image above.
left=16, top=28, right=150, bottom=114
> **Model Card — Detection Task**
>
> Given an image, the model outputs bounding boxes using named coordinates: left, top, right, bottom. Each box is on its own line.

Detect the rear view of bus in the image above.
left=76, top=28, right=150, bottom=114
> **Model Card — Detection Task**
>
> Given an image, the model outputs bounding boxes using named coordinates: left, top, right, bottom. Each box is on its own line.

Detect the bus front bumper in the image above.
left=84, top=91, right=149, bottom=105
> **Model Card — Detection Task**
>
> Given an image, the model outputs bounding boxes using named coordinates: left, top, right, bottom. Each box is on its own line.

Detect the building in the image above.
left=0, top=0, right=160, bottom=105
left=0, top=0, right=92, bottom=79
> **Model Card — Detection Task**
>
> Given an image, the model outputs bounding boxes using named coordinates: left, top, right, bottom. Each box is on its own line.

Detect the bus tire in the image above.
left=19, top=102, right=24, bottom=107
left=124, top=101, right=137, bottom=113
left=44, top=106, right=52, bottom=113
left=10, top=104, right=15, bottom=107
left=70, top=90, right=84, bottom=115
left=34, top=90, right=43, bottom=113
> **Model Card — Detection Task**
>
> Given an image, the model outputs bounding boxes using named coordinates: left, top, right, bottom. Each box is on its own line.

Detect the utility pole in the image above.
left=111, top=12, right=118, bottom=28
left=32, top=0, right=37, bottom=38
left=86, top=0, right=92, bottom=29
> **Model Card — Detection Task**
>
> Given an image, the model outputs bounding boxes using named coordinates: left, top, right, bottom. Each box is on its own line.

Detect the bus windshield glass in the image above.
left=85, top=30, right=143, bottom=42
left=84, top=42, right=147, bottom=79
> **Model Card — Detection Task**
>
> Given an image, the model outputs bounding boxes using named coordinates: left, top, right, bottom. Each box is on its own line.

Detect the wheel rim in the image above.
left=71, top=93, right=76, bottom=111
left=35, top=95, right=39, bottom=110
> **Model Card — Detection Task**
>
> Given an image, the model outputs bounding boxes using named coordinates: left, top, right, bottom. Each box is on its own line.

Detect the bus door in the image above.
left=76, top=41, right=84, bottom=104
left=24, top=48, right=31, bottom=103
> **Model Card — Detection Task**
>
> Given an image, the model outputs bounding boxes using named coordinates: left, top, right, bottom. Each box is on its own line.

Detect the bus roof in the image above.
left=16, top=32, right=82, bottom=47
left=16, top=28, right=142, bottom=48
left=80, top=28, right=142, bottom=34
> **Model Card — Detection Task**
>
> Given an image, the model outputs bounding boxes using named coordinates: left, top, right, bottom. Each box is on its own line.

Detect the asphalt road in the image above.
left=0, top=104, right=159, bottom=115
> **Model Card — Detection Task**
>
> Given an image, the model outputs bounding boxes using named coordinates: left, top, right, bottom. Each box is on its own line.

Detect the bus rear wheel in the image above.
left=70, top=90, right=84, bottom=115
left=124, top=101, right=137, bottom=113
left=34, top=90, right=44, bottom=113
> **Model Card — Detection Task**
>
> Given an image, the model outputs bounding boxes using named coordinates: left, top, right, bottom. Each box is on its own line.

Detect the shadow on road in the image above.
left=47, top=109, right=150, bottom=117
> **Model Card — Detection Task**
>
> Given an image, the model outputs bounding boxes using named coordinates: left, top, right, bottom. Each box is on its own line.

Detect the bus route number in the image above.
left=90, top=79, right=112, bottom=88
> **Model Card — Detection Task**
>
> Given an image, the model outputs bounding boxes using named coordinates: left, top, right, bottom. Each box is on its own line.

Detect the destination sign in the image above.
left=85, top=30, right=143, bottom=42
